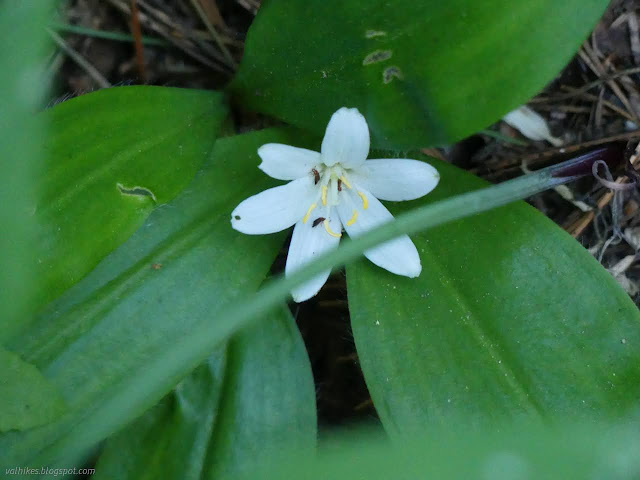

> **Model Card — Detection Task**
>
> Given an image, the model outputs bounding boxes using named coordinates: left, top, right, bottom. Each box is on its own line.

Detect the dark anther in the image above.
left=312, top=217, right=326, bottom=227
left=312, top=168, right=320, bottom=184
left=338, top=179, right=342, bottom=191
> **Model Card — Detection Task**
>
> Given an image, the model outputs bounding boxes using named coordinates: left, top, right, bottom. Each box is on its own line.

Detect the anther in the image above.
left=346, top=209, right=358, bottom=226
left=337, top=179, right=342, bottom=191
left=357, top=191, right=369, bottom=209
left=312, top=217, right=325, bottom=227
left=339, top=175, right=352, bottom=189
left=312, top=168, right=320, bottom=184
left=302, top=203, right=317, bottom=224
left=323, top=219, right=342, bottom=238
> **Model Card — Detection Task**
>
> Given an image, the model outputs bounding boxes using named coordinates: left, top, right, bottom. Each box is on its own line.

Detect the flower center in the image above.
left=320, top=165, right=349, bottom=207
left=301, top=163, right=368, bottom=237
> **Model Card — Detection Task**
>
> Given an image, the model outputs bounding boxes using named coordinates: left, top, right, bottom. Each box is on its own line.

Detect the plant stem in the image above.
left=50, top=22, right=167, bottom=46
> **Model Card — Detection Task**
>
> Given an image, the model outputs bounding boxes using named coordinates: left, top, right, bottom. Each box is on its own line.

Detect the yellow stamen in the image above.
left=323, top=219, right=342, bottom=238
left=346, top=209, right=358, bottom=226
left=302, top=203, right=316, bottom=224
left=339, top=175, right=352, bottom=189
left=357, top=191, right=369, bottom=210
left=321, top=185, right=328, bottom=206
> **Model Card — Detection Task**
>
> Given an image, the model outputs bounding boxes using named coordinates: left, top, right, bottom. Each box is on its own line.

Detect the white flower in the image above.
left=231, top=107, right=440, bottom=302
left=502, top=106, right=563, bottom=147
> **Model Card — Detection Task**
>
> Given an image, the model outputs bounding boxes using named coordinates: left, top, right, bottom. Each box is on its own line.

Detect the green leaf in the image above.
left=0, top=128, right=314, bottom=468
left=250, top=422, right=640, bottom=480
left=94, top=306, right=316, bottom=480
left=347, top=158, right=640, bottom=434
left=0, top=2, right=54, bottom=327
left=231, top=0, right=608, bottom=148
left=204, top=306, right=316, bottom=478
left=0, top=348, right=65, bottom=432
left=2, top=86, right=227, bottom=342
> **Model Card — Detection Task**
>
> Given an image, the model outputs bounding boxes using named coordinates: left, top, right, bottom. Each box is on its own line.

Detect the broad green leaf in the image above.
left=0, top=348, right=65, bottom=432
left=94, top=306, right=316, bottom=480
left=204, top=306, right=316, bottom=478
left=251, top=422, right=640, bottom=480
left=231, top=0, right=607, bottom=149
left=0, top=2, right=53, bottom=328
left=0, top=128, right=314, bottom=468
left=347, top=158, right=640, bottom=434
left=2, top=86, right=227, bottom=342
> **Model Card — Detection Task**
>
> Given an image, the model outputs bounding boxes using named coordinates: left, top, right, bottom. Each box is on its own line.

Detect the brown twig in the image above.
left=530, top=66, right=640, bottom=104
left=579, top=42, right=640, bottom=123
left=129, top=0, right=147, bottom=83
left=189, top=0, right=237, bottom=69
left=47, top=28, right=111, bottom=89
left=106, top=0, right=230, bottom=72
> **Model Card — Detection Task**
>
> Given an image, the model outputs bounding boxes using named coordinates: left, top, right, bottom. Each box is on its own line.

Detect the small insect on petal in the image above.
left=312, top=168, right=320, bottom=184
left=312, top=217, right=326, bottom=227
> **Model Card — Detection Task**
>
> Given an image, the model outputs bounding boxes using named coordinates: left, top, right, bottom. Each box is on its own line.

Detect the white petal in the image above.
left=258, top=143, right=321, bottom=181
left=349, top=159, right=440, bottom=201
left=337, top=188, right=421, bottom=277
left=286, top=209, right=342, bottom=302
left=231, top=176, right=315, bottom=234
left=502, top=106, right=563, bottom=147
left=321, top=107, right=370, bottom=168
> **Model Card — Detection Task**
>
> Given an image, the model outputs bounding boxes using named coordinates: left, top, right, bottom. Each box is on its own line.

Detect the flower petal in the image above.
left=337, top=188, right=421, bottom=277
left=258, top=143, right=321, bottom=180
left=231, top=176, right=315, bottom=234
left=349, top=159, right=440, bottom=201
left=286, top=208, right=342, bottom=302
left=321, top=107, right=370, bottom=168
left=503, top=106, right=563, bottom=147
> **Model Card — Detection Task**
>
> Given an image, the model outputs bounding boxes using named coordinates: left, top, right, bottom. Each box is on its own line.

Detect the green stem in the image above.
left=49, top=22, right=168, bottom=46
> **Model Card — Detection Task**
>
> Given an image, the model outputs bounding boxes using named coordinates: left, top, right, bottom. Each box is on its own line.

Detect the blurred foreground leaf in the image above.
left=253, top=422, right=640, bottom=480
left=0, top=1, right=54, bottom=330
